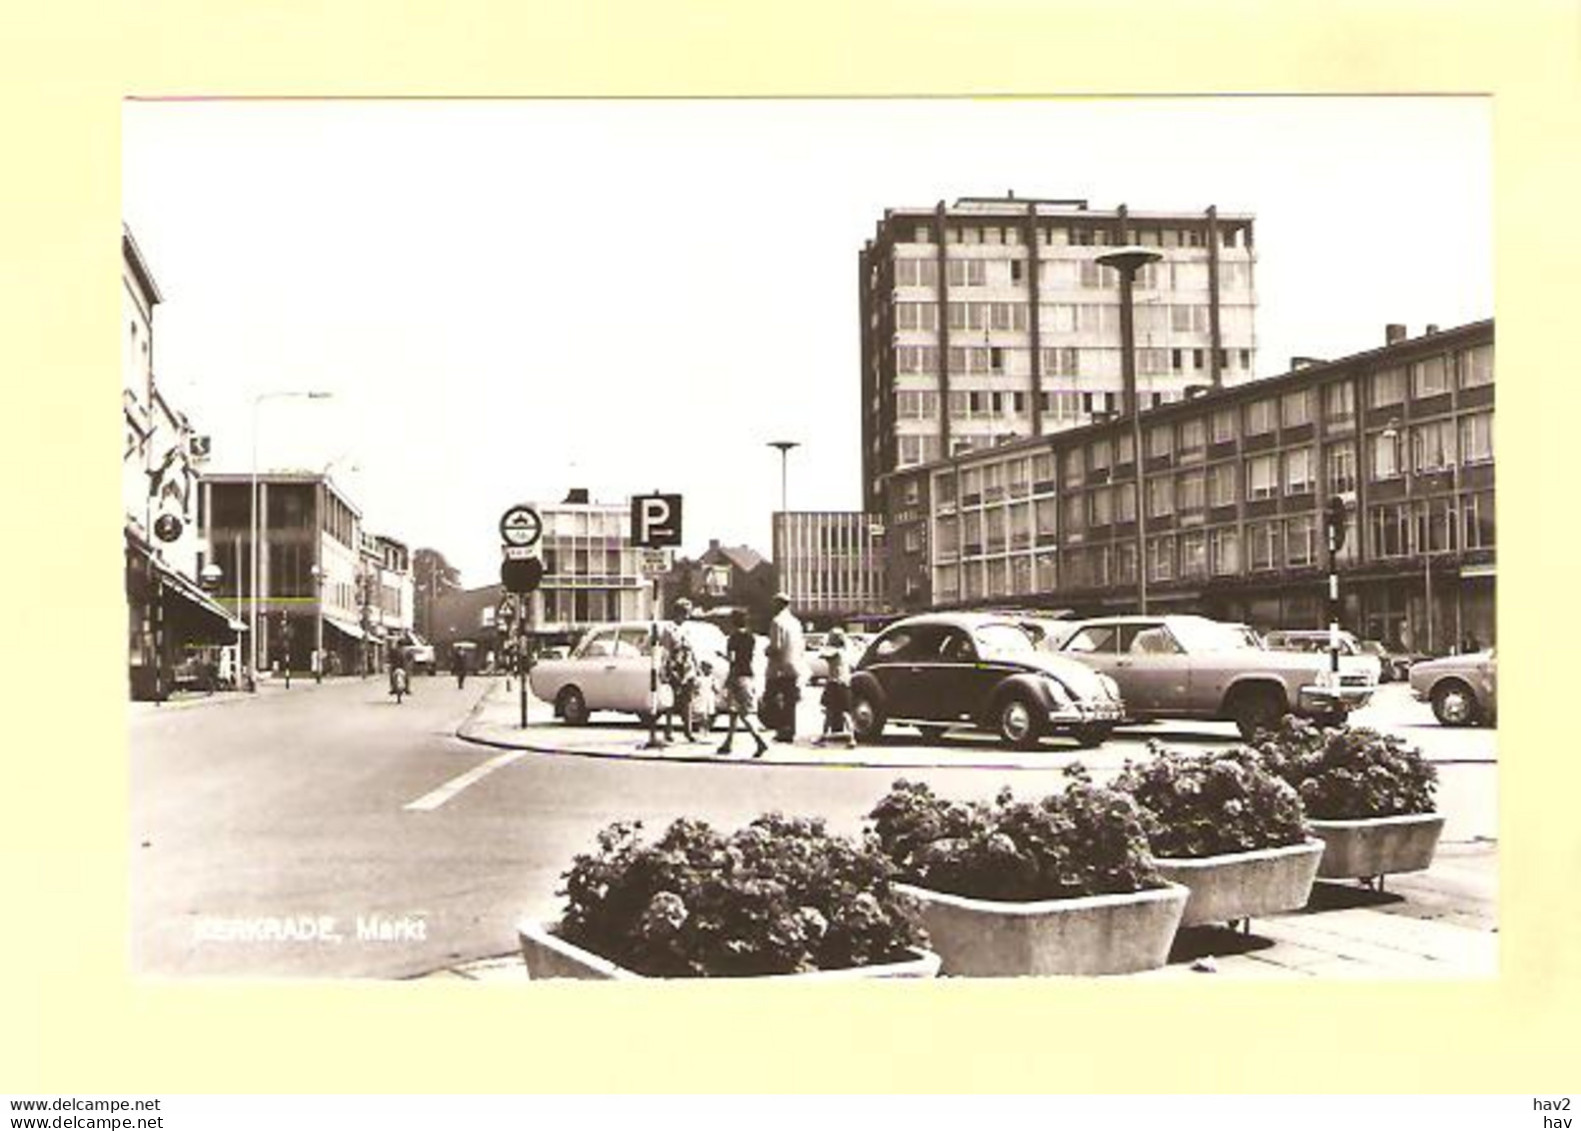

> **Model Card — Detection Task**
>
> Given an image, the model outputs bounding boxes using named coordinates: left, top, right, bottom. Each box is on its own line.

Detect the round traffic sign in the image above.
left=500, top=505, right=543, bottom=549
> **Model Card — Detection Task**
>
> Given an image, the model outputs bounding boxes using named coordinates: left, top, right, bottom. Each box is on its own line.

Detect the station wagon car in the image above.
left=1409, top=649, right=1497, bottom=726
left=1056, top=614, right=1373, bottom=739
left=848, top=613, right=1126, bottom=749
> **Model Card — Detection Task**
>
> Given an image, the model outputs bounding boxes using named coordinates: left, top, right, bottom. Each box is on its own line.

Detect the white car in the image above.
left=1263, top=629, right=1382, bottom=690
left=529, top=620, right=731, bottom=727
left=805, top=632, right=871, bottom=684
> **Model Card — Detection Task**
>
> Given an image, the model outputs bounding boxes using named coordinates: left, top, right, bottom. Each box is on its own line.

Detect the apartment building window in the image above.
left=1179, top=418, right=1206, bottom=462
left=1211, top=408, right=1237, bottom=444
left=1239, top=348, right=1253, bottom=370
left=1089, top=437, right=1112, bottom=474
left=1370, top=432, right=1404, bottom=480
left=1041, top=391, right=1081, bottom=422
left=1035, top=497, right=1058, bottom=544
left=1326, top=443, right=1358, bottom=495
left=894, top=391, right=938, bottom=420
left=912, top=224, right=931, bottom=243
left=897, top=302, right=938, bottom=331
left=934, top=472, right=957, bottom=511
left=1171, top=305, right=1210, bottom=334
left=1147, top=424, right=1173, bottom=460
left=1284, top=447, right=1316, bottom=495
left=1286, top=514, right=1319, bottom=567
left=1043, top=347, right=1079, bottom=375
left=1245, top=398, right=1277, bottom=436
left=1463, top=491, right=1495, bottom=549
left=1008, top=502, right=1033, bottom=549
left=1079, top=261, right=1117, bottom=289
left=897, top=435, right=939, bottom=467
left=1010, top=259, right=1024, bottom=284
left=1248, top=521, right=1282, bottom=571
left=1063, top=448, right=1085, bottom=487
left=1210, top=528, right=1240, bottom=575
left=1149, top=536, right=1176, bottom=582
left=1114, top=482, right=1137, bottom=522
left=1370, top=367, right=1406, bottom=407
left=1063, top=493, right=1086, bottom=534
left=1323, top=382, right=1355, bottom=429
left=1369, top=504, right=1411, bottom=559
left=1281, top=389, right=1313, bottom=429
left=1006, top=457, right=1031, bottom=497
left=949, top=347, right=990, bottom=375
left=894, top=259, right=939, bottom=287
left=1180, top=532, right=1207, bottom=579
left=947, top=259, right=987, bottom=286
left=1177, top=470, right=1206, bottom=512
left=983, top=462, right=1007, bottom=502
left=962, top=511, right=983, bottom=555
left=934, top=516, right=959, bottom=561
left=961, top=466, right=983, bottom=505
left=1207, top=463, right=1237, bottom=507
left=1246, top=453, right=1279, bottom=500
left=1042, top=304, right=1077, bottom=333
left=990, top=303, right=1028, bottom=331
left=1459, top=344, right=1494, bottom=389
left=1116, top=432, right=1135, bottom=465
left=1090, top=485, right=1113, bottom=526
left=1412, top=498, right=1458, bottom=555
left=1411, top=420, right=1456, bottom=474
left=1147, top=477, right=1175, bottom=518
left=985, top=507, right=1007, bottom=552
left=1009, top=553, right=1032, bottom=593
left=1460, top=412, right=1494, bottom=464
left=1411, top=356, right=1451, bottom=398
left=1138, top=348, right=1170, bottom=376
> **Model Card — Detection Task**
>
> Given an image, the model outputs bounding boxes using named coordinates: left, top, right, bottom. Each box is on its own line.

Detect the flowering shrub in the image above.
left=556, top=814, right=926, bottom=977
left=866, top=773, right=1162, bottom=902
left=1251, top=717, right=1437, bottom=819
left=1113, top=743, right=1308, bottom=859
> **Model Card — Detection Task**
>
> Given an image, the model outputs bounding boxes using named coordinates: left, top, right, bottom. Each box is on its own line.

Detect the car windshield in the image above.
left=1169, top=619, right=1261, bottom=653
left=975, top=623, right=1036, bottom=655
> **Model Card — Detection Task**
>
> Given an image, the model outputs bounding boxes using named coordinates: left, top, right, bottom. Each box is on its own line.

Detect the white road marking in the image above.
left=404, top=749, right=527, bottom=811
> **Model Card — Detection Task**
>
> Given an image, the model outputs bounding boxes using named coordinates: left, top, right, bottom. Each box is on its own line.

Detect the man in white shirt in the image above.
left=765, top=593, right=805, bottom=743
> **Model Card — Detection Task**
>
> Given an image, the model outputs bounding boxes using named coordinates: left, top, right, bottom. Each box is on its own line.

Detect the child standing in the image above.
left=816, top=628, right=857, bottom=748
left=717, top=609, right=769, bottom=757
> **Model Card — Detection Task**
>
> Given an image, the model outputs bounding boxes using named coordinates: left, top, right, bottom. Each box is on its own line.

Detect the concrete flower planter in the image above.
left=516, top=919, right=941, bottom=981
left=1307, top=812, right=1445, bottom=880
left=1153, top=839, right=1325, bottom=928
left=896, top=882, right=1189, bottom=977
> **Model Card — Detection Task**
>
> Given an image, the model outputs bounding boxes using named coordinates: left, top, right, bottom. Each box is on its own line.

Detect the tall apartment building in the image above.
left=859, top=195, right=1257, bottom=512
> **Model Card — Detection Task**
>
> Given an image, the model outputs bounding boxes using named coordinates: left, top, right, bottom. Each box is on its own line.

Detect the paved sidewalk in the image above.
left=126, top=673, right=380, bottom=715
left=436, top=681, right=1498, bottom=982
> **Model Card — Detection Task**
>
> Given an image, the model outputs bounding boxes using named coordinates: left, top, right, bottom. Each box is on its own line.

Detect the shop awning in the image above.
left=149, top=555, right=246, bottom=637
left=323, top=614, right=366, bottom=641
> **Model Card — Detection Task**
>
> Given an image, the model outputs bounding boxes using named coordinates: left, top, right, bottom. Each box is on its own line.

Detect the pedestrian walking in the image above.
left=764, top=592, right=806, bottom=743
left=717, top=609, right=769, bottom=757
left=454, top=645, right=468, bottom=689
left=660, top=599, right=702, bottom=743
left=815, top=628, right=857, bottom=748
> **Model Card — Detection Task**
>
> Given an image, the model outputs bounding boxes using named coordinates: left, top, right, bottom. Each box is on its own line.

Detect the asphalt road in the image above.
left=128, top=676, right=1495, bottom=979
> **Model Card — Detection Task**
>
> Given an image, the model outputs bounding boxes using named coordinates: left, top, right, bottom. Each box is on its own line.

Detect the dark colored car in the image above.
left=847, top=612, right=1126, bottom=749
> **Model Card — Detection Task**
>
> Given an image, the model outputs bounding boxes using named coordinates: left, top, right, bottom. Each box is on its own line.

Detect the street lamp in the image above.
left=309, top=563, right=325, bottom=683
left=767, top=440, right=799, bottom=514
left=199, top=562, right=235, bottom=692
left=250, top=390, right=332, bottom=679
left=1096, top=246, right=1163, bottom=614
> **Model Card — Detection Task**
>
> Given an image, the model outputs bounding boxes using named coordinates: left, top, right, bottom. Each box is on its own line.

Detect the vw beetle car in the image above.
left=1409, top=648, right=1497, bottom=726
left=847, top=612, right=1125, bottom=749
left=1056, top=614, right=1372, bottom=739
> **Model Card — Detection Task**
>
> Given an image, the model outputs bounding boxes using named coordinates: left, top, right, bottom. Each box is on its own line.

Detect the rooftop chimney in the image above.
left=562, top=488, right=590, bottom=504
left=1425, top=323, right=1440, bottom=335
left=1386, top=324, right=1408, bottom=345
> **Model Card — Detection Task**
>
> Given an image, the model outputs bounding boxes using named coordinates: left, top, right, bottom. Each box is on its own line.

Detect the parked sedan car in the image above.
left=848, top=613, right=1126, bottom=749
left=1410, top=649, right=1497, bottom=726
left=1263, top=629, right=1382, bottom=689
left=1056, top=615, right=1373, bottom=739
left=529, top=620, right=730, bottom=727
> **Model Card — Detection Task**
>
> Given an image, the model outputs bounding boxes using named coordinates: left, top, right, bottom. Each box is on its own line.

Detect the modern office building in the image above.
left=199, top=472, right=383, bottom=675
left=882, top=319, right=1494, bottom=654
left=771, top=511, right=890, bottom=628
left=122, top=224, right=242, bottom=700
left=859, top=195, right=1259, bottom=512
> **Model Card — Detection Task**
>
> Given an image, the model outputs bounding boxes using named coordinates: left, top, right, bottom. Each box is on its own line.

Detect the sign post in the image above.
left=499, top=505, right=545, bottom=729
left=631, top=493, right=682, bottom=749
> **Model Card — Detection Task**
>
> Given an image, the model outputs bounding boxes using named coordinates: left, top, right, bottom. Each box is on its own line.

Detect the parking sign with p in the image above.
left=631, top=493, right=682, bottom=548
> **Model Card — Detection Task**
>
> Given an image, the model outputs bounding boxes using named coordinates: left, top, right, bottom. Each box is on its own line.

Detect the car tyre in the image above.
left=850, top=691, right=886, bottom=743
left=995, top=695, right=1043, bottom=750
left=558, top=686, right=589, bottom=726
left=1070, top=723, right=1113, bottom=749
left=1431, top=680, right=1481, bottom=727
left=1230, top=685, right=1285, bottom=741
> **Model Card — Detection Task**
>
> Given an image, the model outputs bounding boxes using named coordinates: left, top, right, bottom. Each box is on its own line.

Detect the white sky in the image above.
left=122, top=96, right=1490, bottom=586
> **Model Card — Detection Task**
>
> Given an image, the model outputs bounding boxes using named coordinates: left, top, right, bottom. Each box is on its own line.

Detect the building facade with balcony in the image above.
left=772, top=511, right=890, bottom=629
left=122, top=224, right=242, bottom=700
left=860, top=195, right=1259, bottom=512
left=884, top=320, right=1495, bottom=654
left=199, top=472, right=370, bottom=675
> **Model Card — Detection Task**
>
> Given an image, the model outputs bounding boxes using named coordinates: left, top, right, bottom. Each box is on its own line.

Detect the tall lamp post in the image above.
left=250, top=390, right=332, bottom=679
left=767, top=440, right=799, bottom=599
left=1096, top=246, right=1162, bottom=613
left=309, top=563, right=325, bottom=683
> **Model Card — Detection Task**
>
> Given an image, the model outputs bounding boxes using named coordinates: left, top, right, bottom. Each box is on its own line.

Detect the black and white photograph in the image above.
left=123, top=95, right=1495, bottom=982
